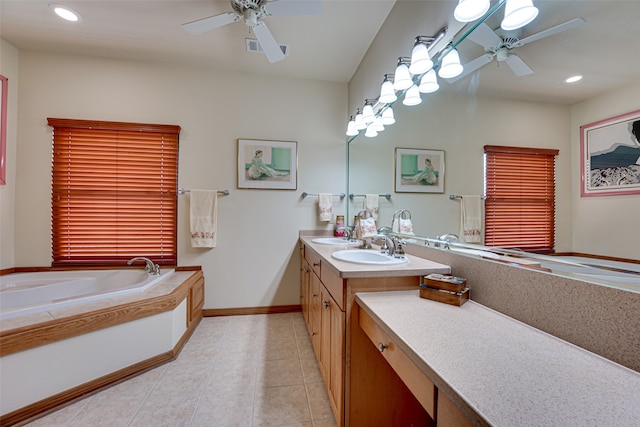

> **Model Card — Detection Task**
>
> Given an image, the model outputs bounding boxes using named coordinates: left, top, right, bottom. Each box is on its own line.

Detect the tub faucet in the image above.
left=127, top=257, right=160, bottom=275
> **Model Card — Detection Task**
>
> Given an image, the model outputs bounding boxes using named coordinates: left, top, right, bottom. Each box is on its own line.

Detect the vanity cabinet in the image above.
left=300, top=241, right=442, bottom=426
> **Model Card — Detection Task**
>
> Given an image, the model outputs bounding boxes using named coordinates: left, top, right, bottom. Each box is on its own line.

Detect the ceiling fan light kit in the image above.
left=182, top=0, right=322, bottom=63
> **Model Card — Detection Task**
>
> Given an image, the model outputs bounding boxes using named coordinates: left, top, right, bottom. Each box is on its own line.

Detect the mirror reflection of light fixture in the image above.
left=402, top=85, right=422, bottom=106
left=438, top=48, right=464, bottom=79
left=418, top=69, right=439, bottom=93
left=409, top=37, right=434, bottom=75
left=346, top=116, right=358, bottom=136
left=379, top=74, right=397, bottom=104
left=381, top=107, right=395, bottom=125
left=354, top=108, right=366, bottom=131
left=454, top=0, right=490, bottom=23
left=393, top=58, right=413, bottom=91
left=364, top=124, right=378, bottom=138
left=501, top=0, right=539, bottom=31
left=362, top=100, right=376, bottom=125
left=372, top=117, right=385, bottom=132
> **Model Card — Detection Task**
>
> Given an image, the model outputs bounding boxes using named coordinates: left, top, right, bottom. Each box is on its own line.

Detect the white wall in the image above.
left=570, top=82, right=640, bottom=259
left=0, top=40, right=19, bottom=270
left=13, top=51, right=348, bottom=309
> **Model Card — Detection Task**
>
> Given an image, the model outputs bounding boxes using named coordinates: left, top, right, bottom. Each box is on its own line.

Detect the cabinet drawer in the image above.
left=304, top=246, right=322, bottom=278
left=358, top=306, right=436, bottom=419
left=320, top=263, right=345, bottom=310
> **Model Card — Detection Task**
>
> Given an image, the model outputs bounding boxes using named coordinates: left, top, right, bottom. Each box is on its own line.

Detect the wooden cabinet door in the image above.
left=300, top=258, right=311, bottom=327
left=321, top=287, right=345, bottom=423
left=309, top=271, right=322, bottom=359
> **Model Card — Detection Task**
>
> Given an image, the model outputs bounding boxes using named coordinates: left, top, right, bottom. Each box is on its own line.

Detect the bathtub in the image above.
left=0, top=269, right=174, bottom=321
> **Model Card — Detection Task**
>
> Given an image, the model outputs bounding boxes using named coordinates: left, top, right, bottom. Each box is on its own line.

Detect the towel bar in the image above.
left=349, top=193, right=391, bottom=200
left=449, top=194, right=486, bottom=200
left=301, top=192, right=346, bottom=199
left=178, top=188, right=230, bottom=196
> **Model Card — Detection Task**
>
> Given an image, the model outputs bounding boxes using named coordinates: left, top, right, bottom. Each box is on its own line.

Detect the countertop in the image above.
left=300, top=235, right=450, bottom=278
left=355, top=290, right=640, bottom=426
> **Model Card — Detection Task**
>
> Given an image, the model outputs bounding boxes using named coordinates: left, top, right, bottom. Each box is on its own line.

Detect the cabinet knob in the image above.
left=377, top=343, right=388, bottom=353
left=312, top=293, right=317, bottom=298
left=313, top=262, right=320, bottom=267
left=323, top=300, right=329, bottom=309
left=311, top=331, right=317, bottom=336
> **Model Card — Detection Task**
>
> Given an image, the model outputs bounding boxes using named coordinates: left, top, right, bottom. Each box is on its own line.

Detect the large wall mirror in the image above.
left=345, top=1, right=640, bottom=285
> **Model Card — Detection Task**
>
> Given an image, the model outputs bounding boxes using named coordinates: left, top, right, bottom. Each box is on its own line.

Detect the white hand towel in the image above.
left=365, top=194, right=379, bottom=220
left=399, top=218, right=415, bottom=235
left=190, top=190, right=218, bottom=248
left=359, top=217, right=378, bottom=239
left=459, top=195, right=483, bottom=243
left=318, top=193, right=333, bottom=222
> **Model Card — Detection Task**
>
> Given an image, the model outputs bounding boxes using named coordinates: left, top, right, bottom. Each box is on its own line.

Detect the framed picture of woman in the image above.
left=394, top=148, right=445, bottom=193
left=237, top=139, right=297, bottom=190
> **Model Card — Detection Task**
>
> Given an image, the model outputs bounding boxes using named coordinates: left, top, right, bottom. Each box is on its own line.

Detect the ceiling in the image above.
left=1, top=1, right=639, bottom=105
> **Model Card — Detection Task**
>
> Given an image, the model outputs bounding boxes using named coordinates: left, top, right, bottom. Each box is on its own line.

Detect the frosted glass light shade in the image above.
left=355, top=112, right=366, bottom=130
left=346, top=119, right=358, bottom=136
left=379, top=80, right=397, bottom=103
left=501, top=0, right=539, bottom=31
left=364, top=125, right=378, bottom=138
left=402, top=85, right=422, bottom=106
left=372, top=117, right=385, bottom=132
left=418, top=69, right=439, bottom=93
left=393, top=63, right=413, bottom=91
left=381, top=107, right=395, bottom=125
left=438, top=49, right=464, bottom=79
left=409, top=43, right=433, bottom=75
left=362, top=104, right=375, bottom=125
left=454, top=0, right=490, bottom=23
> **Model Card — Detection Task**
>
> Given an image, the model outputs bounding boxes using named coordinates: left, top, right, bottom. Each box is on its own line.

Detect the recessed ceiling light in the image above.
left=49, top=4, right=82, bottom=22
left=565, top=75, right=583, bottom=84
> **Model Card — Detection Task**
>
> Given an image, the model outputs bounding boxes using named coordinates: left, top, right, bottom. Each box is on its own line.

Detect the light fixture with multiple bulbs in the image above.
left=345, top=0, right=541, bottom=139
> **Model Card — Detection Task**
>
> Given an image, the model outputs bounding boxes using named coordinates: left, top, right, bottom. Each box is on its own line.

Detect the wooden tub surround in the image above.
left=0, top=267, right=204, bottom=426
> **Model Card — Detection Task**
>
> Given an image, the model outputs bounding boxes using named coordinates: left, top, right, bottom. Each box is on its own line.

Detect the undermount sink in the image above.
left=331, top=250, right=409, bottom=265
left=312, top=237, right=359, bottom=246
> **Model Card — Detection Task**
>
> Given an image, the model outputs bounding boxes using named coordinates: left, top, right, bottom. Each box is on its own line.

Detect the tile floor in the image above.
left=25, top=313, right=337, bottom=427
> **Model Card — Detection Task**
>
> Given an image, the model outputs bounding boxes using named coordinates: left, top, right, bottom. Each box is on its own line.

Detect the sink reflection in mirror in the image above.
left=331, top=249, right=409, bottom=266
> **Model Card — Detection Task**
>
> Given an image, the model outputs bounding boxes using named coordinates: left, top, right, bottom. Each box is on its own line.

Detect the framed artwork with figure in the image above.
left=395, top=148, right=445, bottom=193
left=580, top=109, right=640, bottom=197
left=237, top=139, right=297, bottom=190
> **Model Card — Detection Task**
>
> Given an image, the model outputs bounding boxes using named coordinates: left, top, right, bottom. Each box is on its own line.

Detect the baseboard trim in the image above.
left=203, top=305, right=301, bottom=317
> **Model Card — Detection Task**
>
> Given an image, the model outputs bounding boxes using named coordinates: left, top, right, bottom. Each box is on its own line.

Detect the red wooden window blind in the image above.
left=484, top=145, right=558, bottom=253
left=48, top=118, right=180, bottom=266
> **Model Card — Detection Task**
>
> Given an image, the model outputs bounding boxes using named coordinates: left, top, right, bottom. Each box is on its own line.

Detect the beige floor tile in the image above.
left=128, top=394, right=199, bottom=427
left=90, top=365, right=166, bottom=402
left=190, top=389, right=254, bottom=426
left=253, top=384, right=312, bottom=426
left=256, top=358, right=304, bottom=388
left=148, top=362, right=210, bottom=397
left=300, top=356, right=323, bottom=384
left=206, top=358, right=257, bottom=392
left=306, top=382, right=335, bottom=421
left=66, top=399, right=141, bottom=427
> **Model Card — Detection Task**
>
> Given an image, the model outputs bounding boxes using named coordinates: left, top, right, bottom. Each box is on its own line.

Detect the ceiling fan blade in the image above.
left=467, top=23, right=502, bottom=49
left=518, top=18, right=586, bottom=46
left=182, top=11, right=240, bottom=35
left=252, top=22, right=286, bottom=63
left=505, top=54, right=534, bottom=76
left=446, top=53, right=494, bottom=83
left=263, top=0, right=323, bottom=17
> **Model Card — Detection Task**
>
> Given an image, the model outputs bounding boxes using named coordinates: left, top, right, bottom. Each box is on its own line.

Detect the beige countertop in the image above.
left=355, top=290, right=640, bottom=426
left=300, top=235, right=450, bottom=278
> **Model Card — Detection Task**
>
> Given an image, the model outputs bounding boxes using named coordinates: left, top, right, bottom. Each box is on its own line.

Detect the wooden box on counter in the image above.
left=420, top=274, right=469, bottom=307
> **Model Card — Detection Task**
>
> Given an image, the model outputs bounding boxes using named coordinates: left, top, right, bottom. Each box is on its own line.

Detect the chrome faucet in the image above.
left=127, top=257, right=160, bottom=275
left=336, top=226, right=354, bottom=241
left=372, top=234, right=396, bottom=257
left=436, top=233, right=459, bottom=249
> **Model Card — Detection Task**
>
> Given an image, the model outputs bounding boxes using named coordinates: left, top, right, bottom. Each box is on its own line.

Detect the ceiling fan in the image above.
left=446, top=17, right=586, bottom=82
left=182, top=0, right=322, bottom=63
